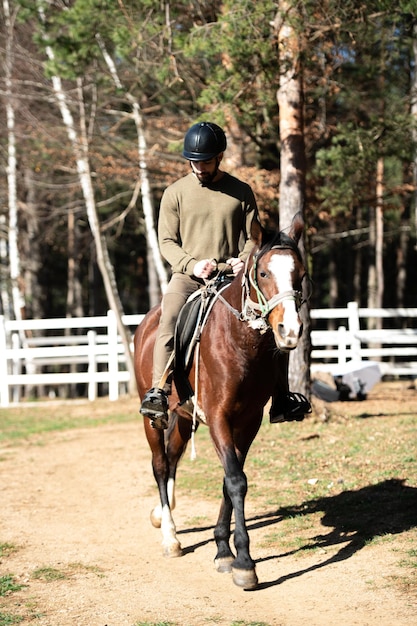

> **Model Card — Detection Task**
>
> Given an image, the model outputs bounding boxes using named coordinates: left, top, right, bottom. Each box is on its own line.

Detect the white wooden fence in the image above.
left=0, top=301, right=416, bottom=407
left=0, top=310, right=144, bottom=407
left=311, top=301, right=417, bottom=377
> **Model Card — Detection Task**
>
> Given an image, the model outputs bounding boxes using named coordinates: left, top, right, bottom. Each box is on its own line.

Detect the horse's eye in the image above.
left=259, top=270, right=268, bottom=278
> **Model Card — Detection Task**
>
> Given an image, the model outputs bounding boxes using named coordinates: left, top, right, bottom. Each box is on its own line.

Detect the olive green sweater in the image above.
left=158, top=172, right=258, bottom=275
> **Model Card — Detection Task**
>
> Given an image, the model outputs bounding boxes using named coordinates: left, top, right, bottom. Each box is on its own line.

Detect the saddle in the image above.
left=173, top=276, right=233, bottom=402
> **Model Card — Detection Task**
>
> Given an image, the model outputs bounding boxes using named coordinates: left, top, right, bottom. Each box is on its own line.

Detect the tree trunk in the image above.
left=96, top=34, right=168, bottom=306
left=23, top=168, right=43, bottom=321
left=375, top=157, right=384, bottom=318
left=4, top=0, right=25, bottom=326
left=412, top=21, right=417, bottom=254
left=367, top=201, right=377, bottom=314
left=37, top=4, right=136, bottom=395
left=275, top=3, right=310, bottom=397
left=66, top=207, right=84, bottom=318
left=396, top=223, right=407, bottom=308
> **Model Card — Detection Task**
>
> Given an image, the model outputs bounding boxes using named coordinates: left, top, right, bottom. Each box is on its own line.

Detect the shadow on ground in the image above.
left=180, top=478, right=417, bottom=589
left=252, top=478, right=417, bottom=588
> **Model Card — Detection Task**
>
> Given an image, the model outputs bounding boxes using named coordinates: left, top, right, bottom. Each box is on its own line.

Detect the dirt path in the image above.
left=1, top=397, right=416, bottom=626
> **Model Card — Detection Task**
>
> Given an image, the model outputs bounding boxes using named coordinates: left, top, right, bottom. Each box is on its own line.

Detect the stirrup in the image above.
left=140, top=387, right=169, bottom=430
left=270, top=391, right=312, bottom=424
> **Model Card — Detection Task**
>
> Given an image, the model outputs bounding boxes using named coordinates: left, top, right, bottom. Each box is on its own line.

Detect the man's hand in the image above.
left=226, top=257, right=244, bottom=275
left=193, top=258, right=218, bottom=279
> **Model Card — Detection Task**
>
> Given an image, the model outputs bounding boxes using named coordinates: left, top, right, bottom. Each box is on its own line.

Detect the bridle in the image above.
left=214, top=245, right=307, bottom=332
left=242, top=248, right=304, bottom=320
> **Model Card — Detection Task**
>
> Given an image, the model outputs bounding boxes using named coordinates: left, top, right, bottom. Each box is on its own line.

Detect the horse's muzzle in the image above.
left=274, top=321, right=303, bottom=350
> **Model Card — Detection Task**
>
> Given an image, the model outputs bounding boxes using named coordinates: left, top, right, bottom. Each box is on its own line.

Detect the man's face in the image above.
left=190, top=155, right=221, bottom=184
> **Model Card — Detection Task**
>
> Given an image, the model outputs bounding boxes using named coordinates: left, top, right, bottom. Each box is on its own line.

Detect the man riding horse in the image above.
left=140, top=121, right=311, bottom=429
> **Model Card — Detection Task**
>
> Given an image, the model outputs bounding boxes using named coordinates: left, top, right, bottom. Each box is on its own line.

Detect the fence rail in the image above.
left=310, top=301, right=417, bottom=377
left=0, top=311, right=144, bottom=407
left=0, top=302, right=416, bottom=406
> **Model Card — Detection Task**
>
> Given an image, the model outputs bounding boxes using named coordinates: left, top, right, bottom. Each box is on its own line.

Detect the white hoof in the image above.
left=163, top=541, right=182, bottom=558
left=214, top=556, right=234, bottom=573
left=232, top=567, right=258, bottom=590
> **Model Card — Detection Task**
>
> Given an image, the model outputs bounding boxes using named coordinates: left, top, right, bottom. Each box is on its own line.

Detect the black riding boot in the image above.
left=140, top=387, right=169, bottom=430
left=269, top=391, right=312, bottom=423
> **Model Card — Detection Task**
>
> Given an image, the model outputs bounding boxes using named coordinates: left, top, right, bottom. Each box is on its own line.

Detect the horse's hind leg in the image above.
left=146, top=412, right=192, bottom=558
left=145, top=417, right=182, bottom=558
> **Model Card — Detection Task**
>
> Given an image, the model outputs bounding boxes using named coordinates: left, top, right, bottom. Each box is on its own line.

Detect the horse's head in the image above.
left=245, top=212, right=307, bottom=351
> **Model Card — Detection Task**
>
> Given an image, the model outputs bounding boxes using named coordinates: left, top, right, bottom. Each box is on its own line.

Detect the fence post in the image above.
left=347, top=301, right=361, bottom=362
left=87, top=330, right=97, bottom=402
left=11, top=332, right=22, bottom=403
left=107, top=310, right=119, bottom=401
left=337, top=326, right=347, bottom=364
left=0, top=316, right=9, bottom=407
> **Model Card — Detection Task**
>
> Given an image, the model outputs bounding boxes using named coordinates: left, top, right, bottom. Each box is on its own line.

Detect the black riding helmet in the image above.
left=182, top=122, right=227, bottom=161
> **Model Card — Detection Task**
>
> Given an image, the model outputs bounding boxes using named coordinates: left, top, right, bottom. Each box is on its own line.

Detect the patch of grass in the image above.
left=134, top=622, right=177, bottom=626
left=230, top=621, right=271, bottom=626
left=0, top=576, right=26, bottom=626
left=31, top=567, right=67, bottom=582
left=31, top=562, right=104, bottom=582
left=0, top=612, right=24, bottom=625
left=0, top=397, right=138, bottom=443
left=0, top=544, right=18, bottom=559
left=0, top=575, right=25, bottom=597
left=183, top=515, right=210, bottom=527
left=399, top=547, right=417, bottom=569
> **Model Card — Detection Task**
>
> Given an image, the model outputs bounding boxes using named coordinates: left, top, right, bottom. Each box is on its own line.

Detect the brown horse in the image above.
left=134, top=213, right=308, bottom=589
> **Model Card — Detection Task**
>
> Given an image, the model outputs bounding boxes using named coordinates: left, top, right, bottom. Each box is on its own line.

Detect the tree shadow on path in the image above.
left=250, top=477, right=417, bottom=589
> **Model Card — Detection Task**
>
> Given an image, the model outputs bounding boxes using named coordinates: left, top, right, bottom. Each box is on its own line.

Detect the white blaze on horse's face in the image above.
left=268, top=253, right=302, bottom=350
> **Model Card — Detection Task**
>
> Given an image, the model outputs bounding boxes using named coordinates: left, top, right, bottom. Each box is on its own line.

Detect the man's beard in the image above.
left=192, top=161, right=219, bottom=185
left=196, top=171, right=214, bottom=185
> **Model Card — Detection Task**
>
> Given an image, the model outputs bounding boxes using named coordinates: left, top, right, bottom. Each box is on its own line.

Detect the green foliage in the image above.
left=183, top=0, right=279, bottom=137
left=5, top=0, right=417, bottom=316
left=313, top=125, right=370, bottom=215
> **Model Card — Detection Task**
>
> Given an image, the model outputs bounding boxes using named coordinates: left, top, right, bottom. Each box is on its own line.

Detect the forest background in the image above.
left=1, top=1, right=417, bottom=337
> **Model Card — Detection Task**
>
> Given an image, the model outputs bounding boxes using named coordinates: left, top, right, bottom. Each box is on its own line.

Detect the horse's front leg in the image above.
left=216, top=449, right=258, bottom=590
left=214, top=482, right=235, bottom=572
left=226, top=462, right=258, bottom=589
left=144, top=418, right=182, bottom=558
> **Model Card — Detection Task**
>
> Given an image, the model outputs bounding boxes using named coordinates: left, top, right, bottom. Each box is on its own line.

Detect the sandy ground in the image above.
left=1, top=389, right=416, bottom=626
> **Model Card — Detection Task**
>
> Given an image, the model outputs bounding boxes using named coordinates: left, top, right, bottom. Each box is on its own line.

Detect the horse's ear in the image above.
left=250, top=215, right=281, bottom=246
left=288, top=211, right=305, bottom=244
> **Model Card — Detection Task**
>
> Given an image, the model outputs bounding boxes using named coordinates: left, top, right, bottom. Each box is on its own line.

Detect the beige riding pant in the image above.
left=152, top=273, right=204, bottom=389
